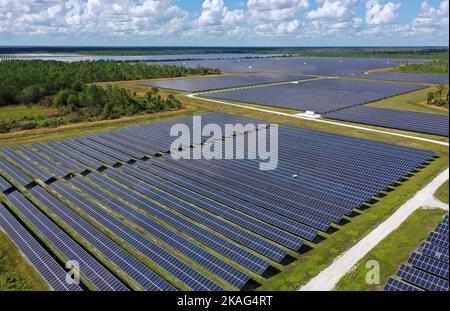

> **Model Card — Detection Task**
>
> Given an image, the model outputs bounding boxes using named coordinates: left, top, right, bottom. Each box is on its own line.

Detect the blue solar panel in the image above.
left=2, top=147, right=53, bottom=182
left=46, top=141, right=104, bottom=170
left=419, top=242, right=449, bottom=263
left=408, top=253, right=449, bottom=280
left=17, top=145, right=70, bottom=178
left=6, top=190, right=128, bottom=291
left=0, top=203, right=83, bottom=291
left=72, top=136, right=132, bottom=163
left=384, top=278, right=422, bottom=291
left=397, top=265, right=448, bottom=291
left=427, top=231, right=449, bottom=249
left=203, top=79, right=426, bottom=113
left=48, top=181, right=223, bottom=291
left=102, top=168, right=289, bottom=261
left=60, top=138, right=118, bottom=166
left=118, top=165, right=306, bottom=249
left=69, top=176, right=250, bottom=289
left=28, top=186, right=176, bottom=291
left=325, top=106, right=449, bottom=137
left=0, top=175, right=12, bottom=193
left=31, top=142, right=87, bottom=174
left=344, top=72, right=449, bottom=84
left=84, top=171, right=270, bottom=274
left=0, top=156, right=33, bottom=187
left=140, top=73, right=314, bottom=92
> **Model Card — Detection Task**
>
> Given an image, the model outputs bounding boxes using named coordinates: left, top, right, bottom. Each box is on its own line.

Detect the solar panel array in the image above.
left=385, top=215, right=449, bottom=291
left=344, top=72, right=449, bottom=84
left=153, top=57, right=426, bottom=75
left=139, top=73, right=315, bottom=92
left=0, top=113, right=437, bottom=291
left=0, top=205, right=82, bottom=291
left=202, top=79, right=426, bottom=113
left=324, top=106, right=449, bottom=137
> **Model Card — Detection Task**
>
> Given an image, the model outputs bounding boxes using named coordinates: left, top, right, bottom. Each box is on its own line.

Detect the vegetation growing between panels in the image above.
left=426, top=84, right=449, bottom=108
left=0, top=225, right=49, bottom=291
left=435, top=180, right=449, bottom=204
left=335, top=208, right=446, bottom=291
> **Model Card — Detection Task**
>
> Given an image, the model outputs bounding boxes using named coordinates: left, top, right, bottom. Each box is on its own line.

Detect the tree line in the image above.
left=0, top=60, right=219, bottom=106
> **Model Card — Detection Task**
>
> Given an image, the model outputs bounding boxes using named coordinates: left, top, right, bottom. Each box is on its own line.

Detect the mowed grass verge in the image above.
left=335, top=208, right=447, bottom=291
left=435, top=180, right=449, bottom=204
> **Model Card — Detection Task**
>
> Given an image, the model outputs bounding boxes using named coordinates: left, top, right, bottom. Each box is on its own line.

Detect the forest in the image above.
left=0, top=60, right=216, bottom=132
left=0, top=60, right=218, bottom=106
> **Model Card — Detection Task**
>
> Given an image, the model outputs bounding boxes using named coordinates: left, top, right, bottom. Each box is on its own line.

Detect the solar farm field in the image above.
left=0, top=113, right=440, bottom=291
left=344, top=72, right=449, bottom=84
left=201, top=79, right=426, bottom=113
left=153, top=57, right=426, bottom=75
left=324, top=106, right=450, bottom=137
left=385, top=214, right=449, bottom=291
left=138, top=73, right=315, bottom=92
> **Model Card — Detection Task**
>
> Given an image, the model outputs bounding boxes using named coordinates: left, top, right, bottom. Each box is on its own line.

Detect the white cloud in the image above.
left=306, top=0, right=360, bottom=20
left=247, top=0, right=309, bottom=22
left=412, top=0, right=448, bottom=29
left=366, top=1, right=401, bottom=25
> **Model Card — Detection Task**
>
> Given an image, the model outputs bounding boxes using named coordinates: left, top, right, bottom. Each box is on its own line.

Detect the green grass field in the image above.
left=435, top=180, right=449, bottom=204
left=335, top=208, right=447, bottom=291
left=0, top=105, right=59, bottom=121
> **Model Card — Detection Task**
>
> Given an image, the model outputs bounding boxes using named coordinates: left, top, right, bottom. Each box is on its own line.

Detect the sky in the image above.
left=0, top=0, right=448, bottom=46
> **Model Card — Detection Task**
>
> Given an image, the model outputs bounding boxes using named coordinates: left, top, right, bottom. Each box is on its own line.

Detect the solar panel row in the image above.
left=0, top=156, right=33, bottom=187
left=202, top=79, right=426, bottom=114
left=324, top=106, right=449, bottom=137
left=2, top=147, right=53, bottom=182
left=5, top=191, right=128, bottom=291
left=68, top=176, right=251, bottom=289
left=83, top=171, right=271, bottom=274
left=385, top=215, right=449, bottom=291
left=28, top=186, right=176, bottom=291
left=49, top=180, right=223, bottom=291
left=0, top=175, right=12, bottom=193
left=0, top=203, right=82, bottom=291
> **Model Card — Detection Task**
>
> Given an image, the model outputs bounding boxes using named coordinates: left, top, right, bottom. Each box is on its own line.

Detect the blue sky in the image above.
left=0, top=0, right=448, bottom=46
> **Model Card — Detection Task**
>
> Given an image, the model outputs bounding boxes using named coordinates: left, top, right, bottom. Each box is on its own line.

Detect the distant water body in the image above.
left=0, top=53, right=281, bottom=62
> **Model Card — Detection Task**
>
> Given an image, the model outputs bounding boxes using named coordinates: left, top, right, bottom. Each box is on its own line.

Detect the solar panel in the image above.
left=119, top=165, right=308, bottom=248
left=17, top=145, right=70, bottom=178
left=103, top=168, right=290, bottom=260
left=408, top=253, right=449, bottom=280
left=0, top=156, right=33, bottom=187
left=48, top=181, right=224, bottom=291
left=397, top=264, right=449, bottom=291
left=2, top=147, right=53, bottom=182
left=384, top=278, right=422, bottom=291
left=0, top=203, right=83, bottom=291
left=31, top=142, right=87, bottom=174
left=72, top=136, right=132, bottom=162
left=28, top=186, right=176, bottom=291
left=325, top=106, right=449, bottom=137
left=202, top=79, right=426, bottom=113
left=154, top=57, right=425, bottom=75
left=69, top=176, right=250, bottom=289
left=60, top=138, right=118, bottom=166
left=140, top=73, right=314, bottom=92
left=84, top=171, right=270, bottom=274
left=343, top=72, right=449, bottom=84
left=46, top=141, right=104, bottom=170
left=418, top=242, right=449, bottom=263
left=6, top=190, right=128, bottom=291
left=427, top=231, right=449, bottom=249
left=0, top=175, right=12, bottom=193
